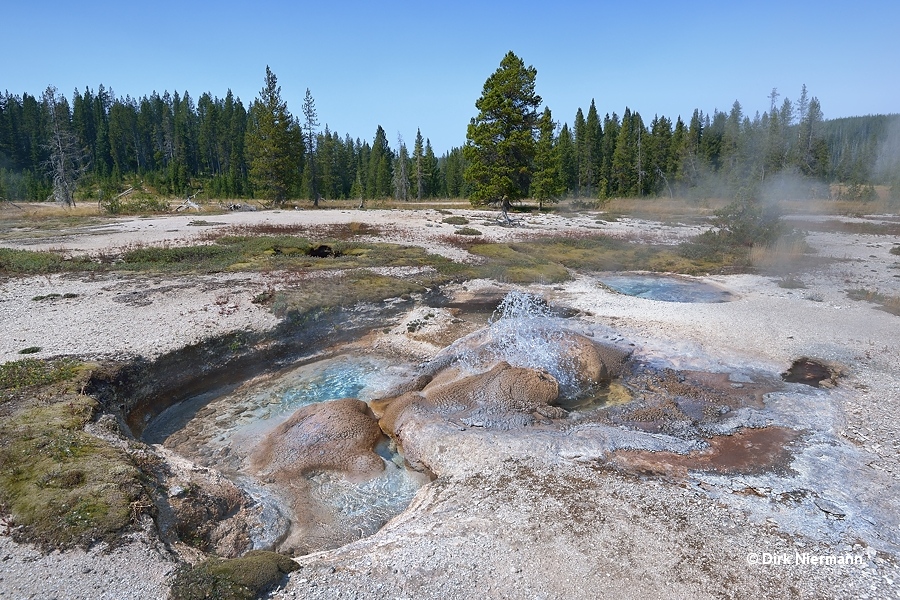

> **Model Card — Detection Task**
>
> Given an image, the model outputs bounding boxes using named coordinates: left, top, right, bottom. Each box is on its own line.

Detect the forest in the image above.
left=0, top=66, right=898, bottom=209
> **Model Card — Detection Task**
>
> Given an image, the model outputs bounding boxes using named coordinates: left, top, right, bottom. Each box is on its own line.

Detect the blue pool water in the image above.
left=600, top=274, right=732, bottom=303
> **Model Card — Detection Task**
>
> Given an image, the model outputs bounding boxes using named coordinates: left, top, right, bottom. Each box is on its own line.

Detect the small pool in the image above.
left=600, top=273, right=732, bottom=303
left=142, top=353, right=428, bottom=554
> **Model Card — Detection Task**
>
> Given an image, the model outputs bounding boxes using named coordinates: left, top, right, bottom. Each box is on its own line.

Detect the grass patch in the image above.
left=846, top=288, right=900, bottom=316
left=469, top=243, right=570, bottom=284
left=599, top=197, right=725, bottom=223
left=791, top=219, right=900, bottom=237
left=222, top=221, right=380, bottom=240
left=454, top=227, right=482, bottom=236
left=749, top=236, right=815, bottom=271
left=272, top=270, right=436, bottom=315
left=31, top=292, right=79, bottom=301
left=467, top=235, right=724, bottom=284
left=187, top=220, right=227, bottom=227
left=0, top=248, right=94, bottom=276
left=442, top=216, right=469, bottom=225
left=0, top=381, right=147, bottom=549
left=18, top=346, right=41, bottom=355
left=891, top=246, right=900, bottom=256
left=170, top=551, right=299, bottom=600
left=0, top=358, right=82, bottom=393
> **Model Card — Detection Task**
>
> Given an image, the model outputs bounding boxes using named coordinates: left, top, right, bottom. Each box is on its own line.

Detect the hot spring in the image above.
left=600, top=273, right=733, bottom=303
left=140, top=292, right=628, bottom=554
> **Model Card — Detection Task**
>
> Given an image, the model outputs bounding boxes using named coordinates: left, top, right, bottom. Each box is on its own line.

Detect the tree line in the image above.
left=0, top=68, right=467, bottom=206
left=1, top=63, right=897, bottom=207
left=464, top=54, right=899, bottom=210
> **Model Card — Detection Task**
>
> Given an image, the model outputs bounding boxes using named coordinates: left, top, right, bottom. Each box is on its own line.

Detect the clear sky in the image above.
left=3, top=0, right=898, bottom=154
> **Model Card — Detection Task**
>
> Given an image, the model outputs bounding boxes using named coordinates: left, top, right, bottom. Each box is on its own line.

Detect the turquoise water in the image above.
left=601, top=274, right=732, bottom=303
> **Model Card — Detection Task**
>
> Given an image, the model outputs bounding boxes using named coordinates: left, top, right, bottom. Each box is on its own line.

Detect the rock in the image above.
left=423, top=361, right=559, bottom=414
left=251, top=398, right=385, bottom=481
left=378, top=362, right=563, bottom=437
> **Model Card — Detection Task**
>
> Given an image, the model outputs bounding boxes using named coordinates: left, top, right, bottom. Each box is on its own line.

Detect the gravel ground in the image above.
left=1, top=206, right=898, bottom=599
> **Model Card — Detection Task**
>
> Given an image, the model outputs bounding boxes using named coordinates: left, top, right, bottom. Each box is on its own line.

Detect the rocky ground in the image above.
left=1, top=204, right=899, bottom=599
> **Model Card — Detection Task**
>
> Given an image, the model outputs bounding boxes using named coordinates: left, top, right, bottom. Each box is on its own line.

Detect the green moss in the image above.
left=273, top=271, right=429, bottom=315
left=454, top=227, right=482, bottom=236
left=170, top=551, right=299, bottom=600
left=0, top=392, right=147, bottom=549
left=0, top=358, right=82, bottom=392
left=442, top=215, right=469, bottom=225
left=0, top=248, right=95, bottom=275
left=466, top=236, right=722, bottom=284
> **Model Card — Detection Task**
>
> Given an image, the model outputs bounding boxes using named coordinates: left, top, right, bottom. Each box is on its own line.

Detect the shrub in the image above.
left=680, top=199, right=786, bottom=263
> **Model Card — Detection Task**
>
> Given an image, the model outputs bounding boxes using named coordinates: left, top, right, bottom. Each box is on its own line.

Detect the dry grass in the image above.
left=749, top=237, right=812, bottom=270
left=847, top=288, right=900, bottom=316
left=595, top=197, right=727, bottom=222
left=788, top=218, right=900, bottom=237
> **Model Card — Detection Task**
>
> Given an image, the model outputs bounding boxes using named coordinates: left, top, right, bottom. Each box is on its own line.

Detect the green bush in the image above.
left=680, top=199, right=785, bottom=262
left=0, top=248, right=67, bottom=275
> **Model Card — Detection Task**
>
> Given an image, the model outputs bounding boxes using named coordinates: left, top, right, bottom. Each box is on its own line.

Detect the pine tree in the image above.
left=463, top=51, right=541, bottom=221
left=557, top=123, right=577, bottom=195
left=366, top=126, right=393, bottom=199
left=245, top=67, right=302, bottom=204
left=530, top=107, right=563, bottom=209
left=301, top=88, right=320, bottom=206
left=573, top=107, right=586, bottom=196
left=413, top=128, right=425, bottom=201
left=423, top=139, right=440, bottom=198
left=600, top=112, right=619, bottom=197
left=582, top=100, right=601, bottom=197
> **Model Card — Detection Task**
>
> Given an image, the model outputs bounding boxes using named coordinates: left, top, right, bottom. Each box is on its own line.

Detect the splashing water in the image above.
left=454, top=291, right=583, bottom=396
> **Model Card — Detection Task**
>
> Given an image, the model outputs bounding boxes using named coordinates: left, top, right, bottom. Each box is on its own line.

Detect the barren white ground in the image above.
left=1, top=206, right=898, bottom=599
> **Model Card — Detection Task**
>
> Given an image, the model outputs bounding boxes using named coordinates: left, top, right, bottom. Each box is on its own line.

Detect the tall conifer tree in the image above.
left=464, top=51, right=541, bottom=221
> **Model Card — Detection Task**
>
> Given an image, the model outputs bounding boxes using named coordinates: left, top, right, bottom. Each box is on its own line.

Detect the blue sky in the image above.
left=3, top=0, right=898, bottom=154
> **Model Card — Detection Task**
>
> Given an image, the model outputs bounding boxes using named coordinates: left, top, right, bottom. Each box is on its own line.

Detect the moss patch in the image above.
left=170, top=551, right=299, bottom=600
left=442, top=215, right=469, bottom=225
left=467, top=236, right=723, bottom=284
left=0, top=358, right=82, bottom=398
left=468, top=243, right=570, bottom=284
left=272, top=271, right=431, bottom=316
left=0, top=389, right=147, bottom=549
